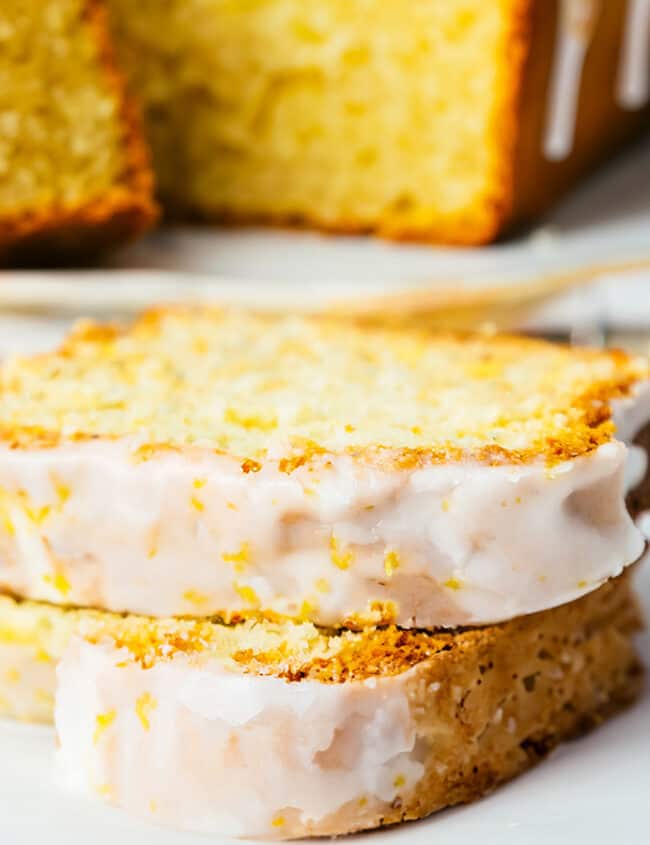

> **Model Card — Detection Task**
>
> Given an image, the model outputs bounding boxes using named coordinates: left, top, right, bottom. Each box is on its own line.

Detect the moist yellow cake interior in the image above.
left=0, top=0, right=126, bottom=215
left=1, top=307, right=647, bottom=463
left=107, top=0, right=523, bottom=242
left=0, top=571, right=639, bottom=686
left=0, top=593, right=441, bottom=682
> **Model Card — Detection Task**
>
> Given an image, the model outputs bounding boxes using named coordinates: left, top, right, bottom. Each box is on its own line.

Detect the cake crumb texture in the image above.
left=0, top=306, right=647, bottom=464
left=0, top=0, right=156, bottom=264
left=107, top=0, right=529, bottom=244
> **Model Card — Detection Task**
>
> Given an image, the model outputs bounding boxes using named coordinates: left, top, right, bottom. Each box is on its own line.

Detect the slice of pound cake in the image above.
left=0, top=0, right=157, bottom=264
left=0, top=307, right=649, bottom=628
left=0, top=575, right=642, bottom=838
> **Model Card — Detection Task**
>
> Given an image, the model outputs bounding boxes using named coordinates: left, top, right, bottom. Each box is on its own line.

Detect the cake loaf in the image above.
left=107, top=0, right=649, bottom=244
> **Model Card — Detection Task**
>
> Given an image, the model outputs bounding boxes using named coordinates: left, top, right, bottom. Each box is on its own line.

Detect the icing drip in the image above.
left=617, top=0, right=650, bottom=109
left=544, top=0, right=602, bottom=161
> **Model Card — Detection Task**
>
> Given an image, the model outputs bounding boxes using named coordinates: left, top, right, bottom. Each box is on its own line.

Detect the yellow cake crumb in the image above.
left=1, top=308, right=645, bottom=468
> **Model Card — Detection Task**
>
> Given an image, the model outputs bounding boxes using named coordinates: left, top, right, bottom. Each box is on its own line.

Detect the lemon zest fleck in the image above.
left=135, top=692, right=157, bottom=731
left=222, top=542, right=251, bottom=572
left=329, top=536, right=353, bottom=570
left=93, top=710, right=116, bottom=745
left=34, top=688, right=54, bottom=706
left=183, top=589, right=209, bottom=606
left=443, top=578, right=463, bottom=591
left=51, top=475, right=70, bottom=506
left=42, top=571, right=71, bottom=597
left=315, top=577, right=330, bottom=594
left=384, top=549, right=401, bottom=577
left=234, top=582, right=260, bottom=607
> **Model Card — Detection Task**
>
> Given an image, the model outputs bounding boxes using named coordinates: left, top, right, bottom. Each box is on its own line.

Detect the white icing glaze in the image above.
left=614, top=380, right=650, bottom=493
left=612, top=378, right=650, bottom=441
left=0, top=435, right=643, bottom=628
left=617, top=0, right=650, bottom=109
left=0, top=380, right=646, bottom=630
left=623, top=444, right=647, bottom=493
left=544, top=0, right=602, bottom=161
left=55, top=638, right=422, bottom=838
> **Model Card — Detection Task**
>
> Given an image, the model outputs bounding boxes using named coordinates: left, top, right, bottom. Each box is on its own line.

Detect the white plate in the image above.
left=1, top=559, right=649, bottom=845
left=2, top=137, right=650, bottom=328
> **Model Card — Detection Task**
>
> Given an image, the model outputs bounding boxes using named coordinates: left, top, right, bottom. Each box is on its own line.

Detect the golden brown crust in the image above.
left=287, top=572, right=644, bottom=836
left=0, top=571, right=641, bottom=712
left=0, top=0, right=158, bottom=265
left=77, top=570, right=640, bottom=681
left=507, top=0, right=650, bottom=231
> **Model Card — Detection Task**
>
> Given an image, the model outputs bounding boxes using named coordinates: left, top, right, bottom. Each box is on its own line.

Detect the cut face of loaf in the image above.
left=105, top=0, right=649, bottom=244
left=0, top=307, right=648, bottom=627
left=0, top=575, right=640, bottom=838
left=0, top=0, right=157, bottom=264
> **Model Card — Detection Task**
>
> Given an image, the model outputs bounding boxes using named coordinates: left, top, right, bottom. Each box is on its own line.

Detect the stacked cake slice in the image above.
left=0, top=307, right=648, bottom=838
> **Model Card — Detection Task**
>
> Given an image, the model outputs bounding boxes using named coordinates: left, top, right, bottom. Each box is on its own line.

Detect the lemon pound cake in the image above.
left=0, top=577, right=641, bottom=836
left=49, top=574, right=641, bottom=839
left=0, top=0, right=157, bottom=264
left=0, top=307, right=649, bottom=628
left=106, top=0, right=650, bottom=244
